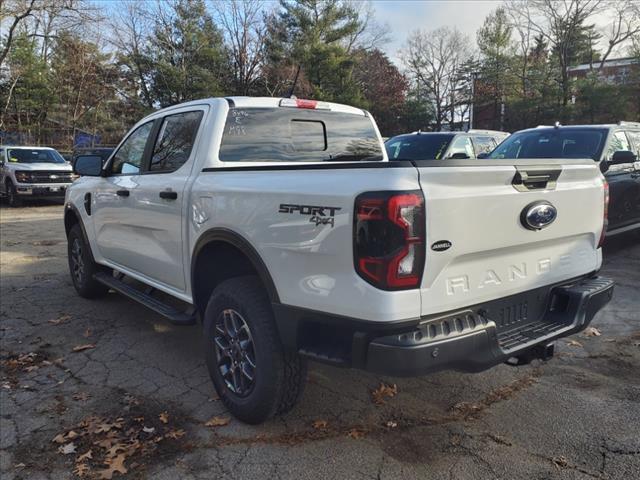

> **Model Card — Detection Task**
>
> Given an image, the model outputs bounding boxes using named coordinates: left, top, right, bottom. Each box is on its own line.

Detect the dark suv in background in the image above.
left=489, top=122, right=640, bottom=237
left=385, top=129, right=509, bottom=161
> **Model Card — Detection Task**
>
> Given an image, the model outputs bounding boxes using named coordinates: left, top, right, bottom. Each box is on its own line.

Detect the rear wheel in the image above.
left=203, top=276, right=307, bottom=424
left=67, top=224, right=109, bottom=298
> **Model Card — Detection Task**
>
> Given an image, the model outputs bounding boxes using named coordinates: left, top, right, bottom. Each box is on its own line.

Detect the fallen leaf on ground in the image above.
left=158, top=412, right=169, bottom=424
left=97, top=454, right=127, bottom=479
left=164, top=429, right=186, bottom=440
left=73, top=463, right=90, bottom=477
left=385, top=420, right=398, bottom=428
left=371, top=383, right=398, bottom=405
left=83, top=328, right=92, bottom=338
left=205, top=416, right=230, bottom=427
left=552, top=456, right=569, bottom=469
left=59, top=442, right=77, bottom=455
left=49, top=314, right=71, bottom=325
left=346, top=428, right=366, bottom=439
left=14, top=463, right=26, bottom=469
left=77, top=449, right=93, bottom=462
left=583, top=327, right=601, bottom=337
left=72, top=344, right=96, bottom=353
left=566, top=340, right=583, bottom=347
left=312, top=419, right=328, bottom=430
left=52, top=431, right=78, bottom=444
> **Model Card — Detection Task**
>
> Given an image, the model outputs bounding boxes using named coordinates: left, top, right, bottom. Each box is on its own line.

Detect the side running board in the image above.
left=94, top=272, right=197, bottom=325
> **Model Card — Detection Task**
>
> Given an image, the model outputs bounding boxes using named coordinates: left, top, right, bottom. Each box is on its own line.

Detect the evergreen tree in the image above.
left=146, top=0, right=229, bottom=106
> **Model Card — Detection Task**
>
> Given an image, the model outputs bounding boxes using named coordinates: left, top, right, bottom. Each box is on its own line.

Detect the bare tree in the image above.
left=0, top=0, right=38, bottom=66
left=598, top=0, right=640, bottom=68
left=108, top=2, right=154, bottom=108
left=401, top=27, right=472, bottom=130
left=343, top=1, right=391, bottom=53
left=507, top=0, right=604, bottom=106
left=211, top=0, right=266, bottom=95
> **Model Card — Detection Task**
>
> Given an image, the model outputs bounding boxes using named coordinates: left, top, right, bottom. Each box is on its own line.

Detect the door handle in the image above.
left=159, top=190, right=178, bottom=200
left=116, top=189, right=129, bottom=197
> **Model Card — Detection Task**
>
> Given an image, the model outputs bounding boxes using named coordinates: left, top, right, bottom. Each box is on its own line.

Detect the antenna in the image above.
left=287, top=65, right=301, bottom=98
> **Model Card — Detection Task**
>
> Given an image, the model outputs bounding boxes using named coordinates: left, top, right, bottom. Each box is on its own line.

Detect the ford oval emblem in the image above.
left=521, top=201, right=557, bottom=230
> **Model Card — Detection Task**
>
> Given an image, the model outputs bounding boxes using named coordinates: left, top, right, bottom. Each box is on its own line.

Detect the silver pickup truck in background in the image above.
left=1, top=146, right=74, bottom=207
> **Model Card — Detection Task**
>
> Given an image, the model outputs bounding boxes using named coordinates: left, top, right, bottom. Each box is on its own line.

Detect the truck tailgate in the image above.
left=416, top=159, right=605, bottom=316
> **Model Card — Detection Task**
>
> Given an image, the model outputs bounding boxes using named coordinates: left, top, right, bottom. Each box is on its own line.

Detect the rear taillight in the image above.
left=597, top=180, right=609, bottom=248
left=354, top=191, right=425, bottom=290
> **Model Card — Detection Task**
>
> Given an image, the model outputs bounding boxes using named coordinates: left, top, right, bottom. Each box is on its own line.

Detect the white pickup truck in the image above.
left=65, top=97, right=614, bottom=423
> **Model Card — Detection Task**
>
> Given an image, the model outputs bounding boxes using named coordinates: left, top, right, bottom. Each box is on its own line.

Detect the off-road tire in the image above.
left=67, top=224, right=109, bottom=298
left=6, top=181, right=22, bottom=207
left=203, top=276, right=307, bottom=424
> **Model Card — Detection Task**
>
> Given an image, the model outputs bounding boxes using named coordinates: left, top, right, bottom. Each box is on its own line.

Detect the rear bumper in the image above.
left=273, top=275, right=614, bottom=377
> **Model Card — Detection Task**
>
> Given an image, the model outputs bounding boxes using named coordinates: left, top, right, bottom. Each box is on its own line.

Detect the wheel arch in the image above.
left=191, top=228, right=280, bottom=316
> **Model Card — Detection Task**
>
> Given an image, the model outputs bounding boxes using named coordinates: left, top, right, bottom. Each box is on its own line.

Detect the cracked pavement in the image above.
left=1, top=202, right=639, bottom=479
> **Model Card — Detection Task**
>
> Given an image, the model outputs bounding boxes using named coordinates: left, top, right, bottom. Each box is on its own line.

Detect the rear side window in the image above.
left=385, top=134, right=453, bottom=161
left=149, top=111, right=203, bottom=173
left=219, top=108, right=382, bottom=162
left=448, top=136, right=475, bottom=159
left=627, top=131, right=640, bottom=156
left=607, top=131, right=631, bottom=159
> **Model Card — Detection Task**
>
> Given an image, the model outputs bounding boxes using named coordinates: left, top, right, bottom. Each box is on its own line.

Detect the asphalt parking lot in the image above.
left=0, top=201, right=638, bottom=480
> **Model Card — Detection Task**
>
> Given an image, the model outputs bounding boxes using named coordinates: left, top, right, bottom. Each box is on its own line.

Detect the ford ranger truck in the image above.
left=64, top=97, right=614, bottom=424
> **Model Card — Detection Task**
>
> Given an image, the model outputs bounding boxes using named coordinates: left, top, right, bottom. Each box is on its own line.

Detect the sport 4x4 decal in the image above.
left=278, top=203, right=341, bottom=227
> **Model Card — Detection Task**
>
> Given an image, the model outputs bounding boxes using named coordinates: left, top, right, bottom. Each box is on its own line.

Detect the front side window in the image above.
left=489, top=128, right=608, bottom=161
left=6, top=148, right=66, bottom=164
left=473, top=136, right=497, bottom=155
left=385, top=134, right=453, bottom=161
left=219, top=108, right=382, bottom=162
left=448, top=136, right=475, bottom=159
left=111, top=122, right=154, bottom=175
left=607, top=131, right=631, bottom=159
left=149, top=111, right=203, bottom=173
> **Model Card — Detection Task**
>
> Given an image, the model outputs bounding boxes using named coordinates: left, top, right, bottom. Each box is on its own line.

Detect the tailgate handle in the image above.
left=512, top=166, right=561, bottom=192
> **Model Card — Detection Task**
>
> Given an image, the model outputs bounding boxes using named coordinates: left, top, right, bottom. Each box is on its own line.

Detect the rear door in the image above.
left=414, top=159, right=604, bottom=316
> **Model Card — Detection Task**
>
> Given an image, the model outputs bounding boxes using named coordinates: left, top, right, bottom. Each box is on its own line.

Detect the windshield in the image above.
left=219, top=107, right=383, bottom=162
left=385, top=134, right=454, bottom=161
left=7, top=148, right=67, bottom=164
left=488, top=128, right=608, bottom=161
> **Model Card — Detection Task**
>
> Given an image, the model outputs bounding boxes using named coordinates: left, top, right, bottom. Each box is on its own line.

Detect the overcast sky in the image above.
left=373, top=0, right=500, bottom=62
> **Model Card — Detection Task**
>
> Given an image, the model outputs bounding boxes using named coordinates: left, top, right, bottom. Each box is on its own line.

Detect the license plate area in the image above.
left=482, top=287, right=552, bottom=333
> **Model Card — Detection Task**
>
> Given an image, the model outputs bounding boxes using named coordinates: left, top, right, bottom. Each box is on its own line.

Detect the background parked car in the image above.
left=385, top=129, right=510, bottom=161
left=0, top=146, right=74, bottom=207
left=489, top=121, right=640, bottom=237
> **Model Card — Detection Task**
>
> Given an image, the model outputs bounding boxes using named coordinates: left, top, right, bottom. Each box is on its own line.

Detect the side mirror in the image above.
left=477, top=152, right=490, bottom=159
left=74, top=155, right=103, bottom=176
left=449, top=152, right=470, bottom=160
left=610, top=150, right=637, bottom=165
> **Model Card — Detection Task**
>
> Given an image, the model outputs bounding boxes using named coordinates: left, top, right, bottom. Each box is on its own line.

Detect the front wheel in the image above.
left=203, top=276, right=307, bottom=424
left=67, top=224, right=109, bottom=298
left=6, top=181, right=22, bottom=207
